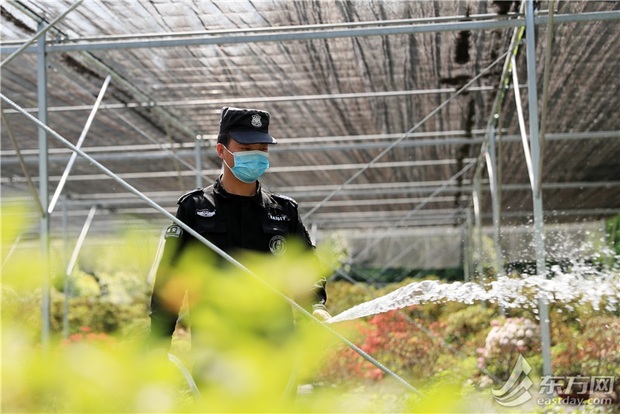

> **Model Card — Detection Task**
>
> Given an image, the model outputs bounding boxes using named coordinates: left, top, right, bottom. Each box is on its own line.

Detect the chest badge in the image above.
left=196, top=209, right=216, bottom=218
left=269, top=235, right=287, bottom=256
left=268, top=213, right=288, bottom=222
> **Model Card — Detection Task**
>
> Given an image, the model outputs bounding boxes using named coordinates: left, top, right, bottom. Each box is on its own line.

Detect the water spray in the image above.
left=327, top=268, right=619, bottom=324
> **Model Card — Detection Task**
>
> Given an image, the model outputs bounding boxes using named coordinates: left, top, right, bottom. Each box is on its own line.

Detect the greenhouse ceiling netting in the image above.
left=1, top=0, right=619, bottom=262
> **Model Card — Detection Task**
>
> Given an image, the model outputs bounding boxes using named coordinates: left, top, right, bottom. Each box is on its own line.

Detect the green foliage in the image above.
left=52, top=296, right=149, bottom=335
left=316, top=231, right=350, bottom=273
left=605, top=213, right=620, bottom=257
left=316, top=296, right=501, bottom=391
left=3, top=203, right=619, bottom=412
left=443, top=304, right=496, bottom=348
left=551, top=315, right=620, bottom=398
left=324, top=280, right=376, bottom=316
left=2, top=235, right=332, bottom=412
left=319, top=279, right=619, bottom=409
left=578, top=317, right=620, bottom=376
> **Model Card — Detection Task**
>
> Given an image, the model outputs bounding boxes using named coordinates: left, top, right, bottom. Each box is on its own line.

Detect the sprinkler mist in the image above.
left=327, top=245, right=619, bottom=324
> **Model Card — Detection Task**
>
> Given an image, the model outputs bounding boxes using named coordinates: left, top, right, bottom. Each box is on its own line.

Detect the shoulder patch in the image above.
left=165, top=224, right=183, bottom=239
left=177, top=188, right=204, bottom=205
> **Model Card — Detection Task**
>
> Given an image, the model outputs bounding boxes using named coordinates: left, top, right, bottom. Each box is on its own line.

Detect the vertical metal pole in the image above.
left=195, top=136, right=203, bottom=189
left=485, top=128, right=503, bottom=277
left=525, top=0, right=552, bottom=381
left=62, top=194, right=70, bottom=338
left=472, top=171, right=483, bottom=279
left=37, top=20, right=51, bottom=349
left=463, top=207, right=473, bottom=282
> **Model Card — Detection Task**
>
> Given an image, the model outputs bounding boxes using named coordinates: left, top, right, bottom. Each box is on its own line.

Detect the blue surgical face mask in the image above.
left=223, top=146, right=270, bottom=183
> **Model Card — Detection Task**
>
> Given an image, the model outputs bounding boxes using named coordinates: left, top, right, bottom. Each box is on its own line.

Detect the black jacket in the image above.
left=149, top=178, right=327, bottom=345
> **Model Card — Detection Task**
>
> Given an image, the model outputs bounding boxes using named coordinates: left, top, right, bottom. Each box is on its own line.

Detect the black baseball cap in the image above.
left=218, top=107, right=277, bottom=144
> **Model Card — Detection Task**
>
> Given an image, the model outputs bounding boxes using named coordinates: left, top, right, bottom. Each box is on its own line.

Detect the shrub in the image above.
left=62, top=326, right=114, bottom=346
left=50, top=296, right=149, bottom=336
left=316, top=309, right=451, bottom=386
left=443, top=304, right=496, bottom=349
left=552, top=316, right=620, bottom=385
left=317, top=280, right=503, bottom=389
left=324, top=280, right=375, bottom=316
left=365, top=311, right=445, bottom=378
left=477, top=317, right=541, bottom=384
left=578, top=317, right=620, bottom=377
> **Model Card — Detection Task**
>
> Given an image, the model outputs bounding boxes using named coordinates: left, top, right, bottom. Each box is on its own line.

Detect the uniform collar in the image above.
left=214, top=176, right=265, bottom=206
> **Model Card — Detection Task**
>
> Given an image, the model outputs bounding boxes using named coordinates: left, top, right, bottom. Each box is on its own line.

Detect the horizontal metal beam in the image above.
left=7, top=205, right=617, bottom=235
left=15, top=217, right=606, bottom=242
left=279, top=180, right=620, bottom=198
left=10, top=207, right=617, bottom=223
left=7, top=194, right=457, bottom=210
left=0, top=158, right=473, bottom=183
left=4, top=180, right=618, bottom=203
left=0, top=85, right=500, bottom=114
left=2, top=11, right=618, bottom=54
left=0, top=12, right=522, bottom=47
left=305, top=208, right=620, bottom=229
left=2, top=131, right=617, bottom=162
left=0, top=129, right=490, bottom=157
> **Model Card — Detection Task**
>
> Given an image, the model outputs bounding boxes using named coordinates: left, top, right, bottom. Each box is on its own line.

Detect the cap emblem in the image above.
left=251, top=114, right=262, bottom=128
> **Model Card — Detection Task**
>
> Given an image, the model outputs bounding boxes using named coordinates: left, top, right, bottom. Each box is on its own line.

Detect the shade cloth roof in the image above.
left=1, top=0, right=619, bottom=243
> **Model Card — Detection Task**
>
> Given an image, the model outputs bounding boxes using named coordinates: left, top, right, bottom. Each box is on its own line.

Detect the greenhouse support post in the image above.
left=37, top=21, right=51, bottom=350
left=463, top=207, right=473, bottom=282
left=62, top=195, right=69, bottom=337
left=525, top=0, right=553, bottom=384
left=195, top=136, right=203, bottom=188
left=472, top=170, right=483, bottom=278
left=485, top=127, right=503, bottom=277
left=5, top=0, right=86, bottom=352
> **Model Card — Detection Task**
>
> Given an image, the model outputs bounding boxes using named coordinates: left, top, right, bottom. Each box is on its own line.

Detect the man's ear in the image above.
left=216, top=143, right=225, bottom=160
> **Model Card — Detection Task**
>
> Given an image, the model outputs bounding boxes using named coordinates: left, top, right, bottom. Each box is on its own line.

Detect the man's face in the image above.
left=217, top=139, right=268, bottom=167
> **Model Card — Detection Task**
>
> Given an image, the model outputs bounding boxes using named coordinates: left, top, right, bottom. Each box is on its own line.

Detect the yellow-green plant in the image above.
left=1, top=203, right=474, bottom=412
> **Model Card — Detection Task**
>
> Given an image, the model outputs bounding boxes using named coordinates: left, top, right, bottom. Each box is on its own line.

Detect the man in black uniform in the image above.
left=148, top=106, right=331, bottom=351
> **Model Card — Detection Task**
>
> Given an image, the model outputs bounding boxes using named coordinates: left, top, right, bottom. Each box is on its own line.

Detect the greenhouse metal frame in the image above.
left=1, top=0, right=619, bottom=394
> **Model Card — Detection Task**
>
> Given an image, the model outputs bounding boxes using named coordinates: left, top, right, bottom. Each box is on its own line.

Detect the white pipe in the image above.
left=511, top=56, right=536, bottom=192
left=48, top=75, right=111, bottom=214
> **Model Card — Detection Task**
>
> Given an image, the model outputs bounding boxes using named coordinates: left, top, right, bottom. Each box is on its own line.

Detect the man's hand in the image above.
left=312, top=308, right=332, bottom=321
